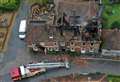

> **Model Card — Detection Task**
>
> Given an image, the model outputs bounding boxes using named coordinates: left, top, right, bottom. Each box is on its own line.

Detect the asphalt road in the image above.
left=0, top=1, right=120, bottom=82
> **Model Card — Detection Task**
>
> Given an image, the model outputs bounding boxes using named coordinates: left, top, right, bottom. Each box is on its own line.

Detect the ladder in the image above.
left=26, top=61, right=69, bottom=69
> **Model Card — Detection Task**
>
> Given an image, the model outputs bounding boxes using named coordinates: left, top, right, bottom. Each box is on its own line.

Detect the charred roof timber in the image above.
left=81, top=19, right=99, bottom=41
left=73, top=26, right=80, bottom=36
left=85, top=20, right=98, bottom=34
left=70, top=10, right=81, bottom=27
left=57, top=12, right=70, bottom=26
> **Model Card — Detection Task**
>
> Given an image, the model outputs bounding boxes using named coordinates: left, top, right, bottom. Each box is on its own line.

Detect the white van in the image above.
left=19, top=20, right=27, bottom=39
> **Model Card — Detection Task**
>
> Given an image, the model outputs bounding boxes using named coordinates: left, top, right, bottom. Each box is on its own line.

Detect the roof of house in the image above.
left=102, top=29, right=120, bottom=50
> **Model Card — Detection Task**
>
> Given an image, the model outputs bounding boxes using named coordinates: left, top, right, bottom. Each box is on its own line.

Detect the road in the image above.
left=0, top=0, right=120, bottom=82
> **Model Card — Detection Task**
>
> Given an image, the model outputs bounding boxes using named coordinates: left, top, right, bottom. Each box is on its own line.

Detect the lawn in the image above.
left=102, top=0, right=120, bottom=29
left=108, top=75, right=120, bottom=82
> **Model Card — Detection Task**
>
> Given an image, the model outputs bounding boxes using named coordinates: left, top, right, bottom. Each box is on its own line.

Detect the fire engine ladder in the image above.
left=26, top=61, right=70, bottom=69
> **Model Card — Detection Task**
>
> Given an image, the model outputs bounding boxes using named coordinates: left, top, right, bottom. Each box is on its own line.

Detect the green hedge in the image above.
left=47, top=50, right=96, bottom=56
left=47, top=50, right=61, bottom=55
left=47, top=50, right=80, bottom=56
left=66, top=50, right=80, bottom=57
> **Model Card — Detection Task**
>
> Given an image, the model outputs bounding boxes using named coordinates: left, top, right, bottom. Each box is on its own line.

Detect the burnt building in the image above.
left=26, top=0, right=101, bottom=54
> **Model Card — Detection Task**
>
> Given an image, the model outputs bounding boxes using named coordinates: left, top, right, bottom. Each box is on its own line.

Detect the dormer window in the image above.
left=71, top=42, right=74, bottom=45
left=49, top=32, right=53, bottom=39
left=83, top=43, right=85, bottom=45
left=54, top=42, right=57, bottom=45
left=91, top=43, right=93, bottom=46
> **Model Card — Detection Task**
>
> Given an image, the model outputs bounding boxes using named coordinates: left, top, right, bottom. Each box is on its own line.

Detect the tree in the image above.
left=0, top=0, right=20, bottom=12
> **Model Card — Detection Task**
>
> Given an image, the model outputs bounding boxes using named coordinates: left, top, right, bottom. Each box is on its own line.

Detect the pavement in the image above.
left=0, top=0, right=120, bottom=82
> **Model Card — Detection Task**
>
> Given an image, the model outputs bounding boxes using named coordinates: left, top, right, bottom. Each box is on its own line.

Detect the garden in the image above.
left=102, top=0, right=120, bottom=29
left=0, top=0, right=20, bottom=52
left=108, top=75, right=120, bottom=82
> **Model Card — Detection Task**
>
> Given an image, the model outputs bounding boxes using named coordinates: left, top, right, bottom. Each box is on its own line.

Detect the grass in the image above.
left=102, top=0, right=120, bottom=29
left=108, top=75, right=120, bottom=82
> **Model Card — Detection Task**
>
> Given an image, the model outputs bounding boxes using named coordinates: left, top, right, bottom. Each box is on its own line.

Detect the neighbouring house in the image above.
left=101, top=29, right=120, bottom=56
left=102, top=29, right=120, bottom=50
left=26, top=0, right=101, bottom=54
left=42, top=73, right=108, bottom=82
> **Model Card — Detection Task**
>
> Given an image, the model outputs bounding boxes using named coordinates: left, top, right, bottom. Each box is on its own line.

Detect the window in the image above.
left=71, top=42, right=74, bottom=46
left=71, top=42, right=73, bottom=45
left=83, top=43, right=85, bottom=45
left=60, top=41, right=65, bottom=46
left=54, top=47, right=59, bottom=51
left=49, top=48, right=53, bottom=51
left=90, top=48, right=94, bottom=52
left=54, top=42, right=57, bottom=45
left=91, top=43, right=93, bottom=46
left=71, top=48, right=75, bottom=52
